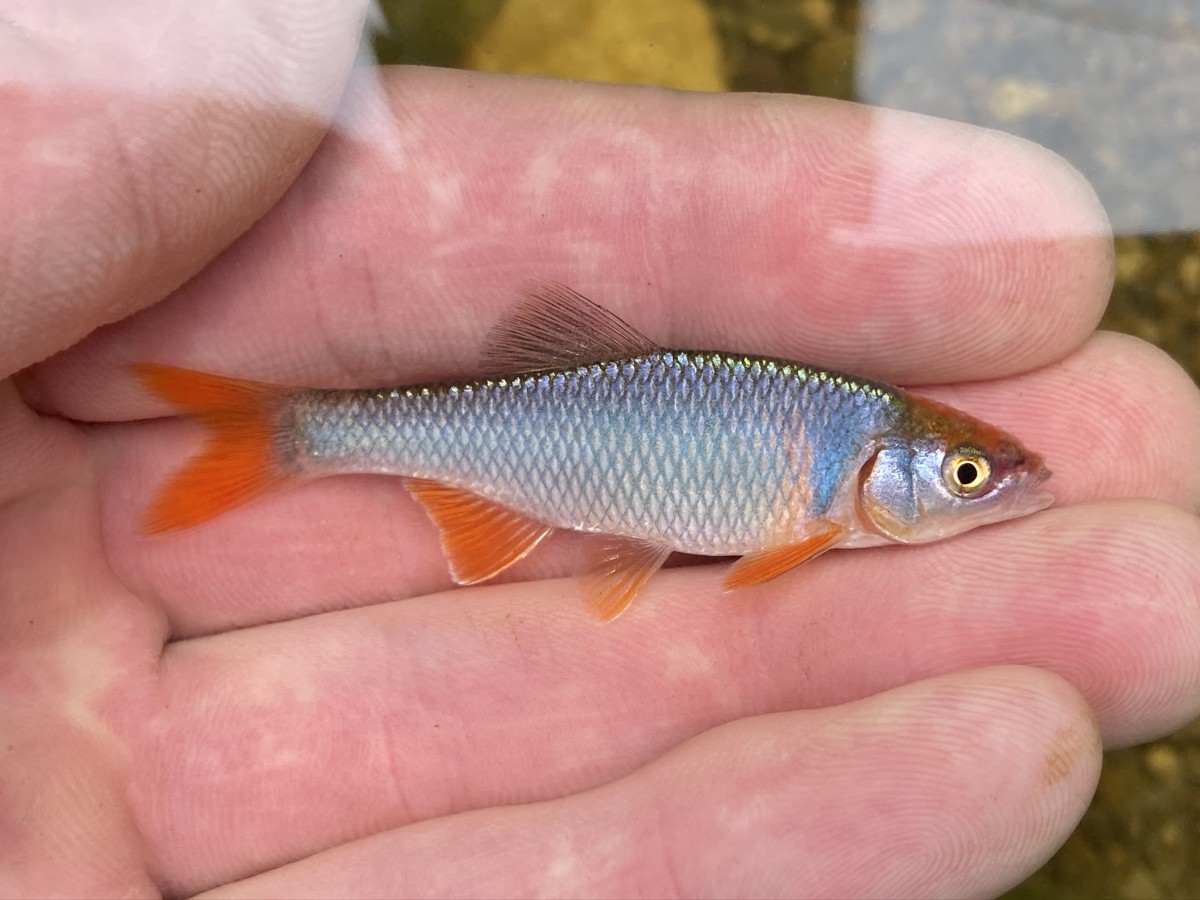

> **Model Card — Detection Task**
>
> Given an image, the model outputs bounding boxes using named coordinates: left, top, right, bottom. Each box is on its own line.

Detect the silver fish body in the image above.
left=292, top=351, right=900, bottom=555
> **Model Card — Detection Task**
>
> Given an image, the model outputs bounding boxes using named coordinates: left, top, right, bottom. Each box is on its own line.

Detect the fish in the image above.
left=135, top=282, right=1053, bottom=620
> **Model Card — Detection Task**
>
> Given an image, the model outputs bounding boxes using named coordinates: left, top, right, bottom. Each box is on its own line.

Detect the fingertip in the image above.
left=648, top=665, right=1102, bottom=898
left=834, top=110, right=1114, bottom=384
left=933, top=331, right=1200, bottom=511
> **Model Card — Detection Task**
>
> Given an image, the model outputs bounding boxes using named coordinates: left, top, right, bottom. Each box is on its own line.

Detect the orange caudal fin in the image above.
left=133, top=363, right=293, bottom=533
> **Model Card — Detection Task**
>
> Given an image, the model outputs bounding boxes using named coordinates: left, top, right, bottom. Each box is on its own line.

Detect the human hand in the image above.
left=5, top=7, right=1200, bottom=898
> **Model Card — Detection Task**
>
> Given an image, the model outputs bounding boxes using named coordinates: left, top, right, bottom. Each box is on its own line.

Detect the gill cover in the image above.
left=857, top=444, right=922, bottom=541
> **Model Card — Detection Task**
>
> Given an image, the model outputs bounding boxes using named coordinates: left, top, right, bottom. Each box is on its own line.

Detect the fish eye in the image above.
left=943, top=449, right=992, bottom=497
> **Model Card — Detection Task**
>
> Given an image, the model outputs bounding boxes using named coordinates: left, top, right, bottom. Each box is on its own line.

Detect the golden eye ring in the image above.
left=944, top=450, right=992, bottom=497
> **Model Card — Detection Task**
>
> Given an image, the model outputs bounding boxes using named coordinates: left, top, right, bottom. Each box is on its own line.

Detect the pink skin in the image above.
left=2, top=7, right=1200, bottom=897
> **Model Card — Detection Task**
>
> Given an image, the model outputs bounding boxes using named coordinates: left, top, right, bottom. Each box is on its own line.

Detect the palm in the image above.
left=5, top=61, right=1200, bottom=898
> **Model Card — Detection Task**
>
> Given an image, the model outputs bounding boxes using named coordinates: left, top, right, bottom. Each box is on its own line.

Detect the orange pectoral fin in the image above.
left=403, top=479, right=554, bottom=584
left=580, top=535, right=673, bottom=622
left=722, top=523, right=843, bottom=590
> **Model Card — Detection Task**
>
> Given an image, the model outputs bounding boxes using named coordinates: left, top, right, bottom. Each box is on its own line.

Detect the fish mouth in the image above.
left=1016, top=457, right=1054, bottom=513
left=1025, top=485, right=1056, bottom=513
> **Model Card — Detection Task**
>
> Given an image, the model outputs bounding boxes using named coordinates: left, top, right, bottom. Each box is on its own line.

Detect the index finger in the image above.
left=26, top=65, right=1113, bottom=419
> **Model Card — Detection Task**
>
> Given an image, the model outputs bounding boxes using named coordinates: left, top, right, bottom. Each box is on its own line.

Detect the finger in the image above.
left=0, top=379, right=86, bottom=505
left=0, top=432, right=167, bottom=897
left=0, top=0, right=367, bottom=377
left=26, top=65, right=1113, bottom=418
left=196, top=667, right=1099, bottom=899
left=123, top=503, right=1197, bottom=892
left=94, top=330, right=1200, bottom=633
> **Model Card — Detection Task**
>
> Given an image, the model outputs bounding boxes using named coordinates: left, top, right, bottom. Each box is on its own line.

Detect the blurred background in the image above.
left=366, top=2, right=1198, bottom=896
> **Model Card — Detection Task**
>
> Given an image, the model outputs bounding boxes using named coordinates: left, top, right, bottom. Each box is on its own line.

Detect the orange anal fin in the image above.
left=722, top=523, right=843, bottom=591
left=403, top=478, right=553, bottom=584
left=581, top=536, right=673, bottom=622
left=132, top=363, right=291, bottom=533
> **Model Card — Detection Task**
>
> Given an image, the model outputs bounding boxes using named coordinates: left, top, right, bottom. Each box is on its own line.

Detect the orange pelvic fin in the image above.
left=132, top=363, right=292, bottom=533
left=581, top=536, right=672, bottom=621
left=403, top=478, right=554, bottom=584
left=722, top=522, right=843, bottom=590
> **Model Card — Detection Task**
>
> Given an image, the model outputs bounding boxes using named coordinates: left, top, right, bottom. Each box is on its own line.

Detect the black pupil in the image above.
left=957, top=461, right=979, bottom=486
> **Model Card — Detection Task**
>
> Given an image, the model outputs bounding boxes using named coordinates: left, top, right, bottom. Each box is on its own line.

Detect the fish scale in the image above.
left=292, top=351, right=900, bottom=556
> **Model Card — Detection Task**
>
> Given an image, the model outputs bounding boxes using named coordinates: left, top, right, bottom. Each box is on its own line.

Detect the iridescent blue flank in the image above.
left=291, top=351, right=901, bottom=555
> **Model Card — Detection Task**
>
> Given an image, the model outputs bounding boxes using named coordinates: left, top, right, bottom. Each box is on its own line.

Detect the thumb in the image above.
left=0, top=0, right=369, bottom=378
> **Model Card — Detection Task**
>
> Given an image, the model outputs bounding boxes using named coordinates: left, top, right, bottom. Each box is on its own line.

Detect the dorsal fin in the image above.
left=480, top=281, right=659, bottom=374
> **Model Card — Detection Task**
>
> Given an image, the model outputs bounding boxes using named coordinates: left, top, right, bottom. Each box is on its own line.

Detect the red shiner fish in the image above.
left=136, top=282, right=1053, bottom=620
